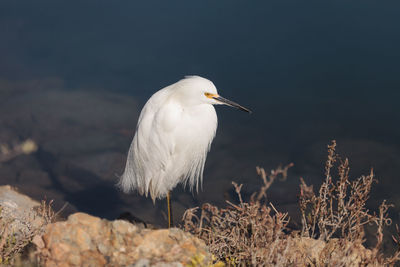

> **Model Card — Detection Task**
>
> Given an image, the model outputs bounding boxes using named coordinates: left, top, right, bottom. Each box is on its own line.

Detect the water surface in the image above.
left=0, top=0, right=399, bottom=230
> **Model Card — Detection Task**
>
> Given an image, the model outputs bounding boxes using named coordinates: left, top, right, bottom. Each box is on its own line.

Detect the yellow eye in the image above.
left=204, top=92, right=215, bottom=99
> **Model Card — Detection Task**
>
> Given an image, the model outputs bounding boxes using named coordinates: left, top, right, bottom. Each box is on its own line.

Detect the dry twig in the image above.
left=182, top=141, right=400, bottom=266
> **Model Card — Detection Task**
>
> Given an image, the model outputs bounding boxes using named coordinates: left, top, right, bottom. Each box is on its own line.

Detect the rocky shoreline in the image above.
left=1, top=185, right=398, bottom=266
left=1, top=185, right=212, bottom=267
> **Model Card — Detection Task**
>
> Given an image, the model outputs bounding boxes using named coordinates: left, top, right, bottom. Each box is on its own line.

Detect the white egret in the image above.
left=118, top=76, right=251, bottom=227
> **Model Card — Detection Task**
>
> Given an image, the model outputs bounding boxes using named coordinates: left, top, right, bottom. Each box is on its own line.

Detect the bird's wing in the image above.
left=130, top=94, right=182, bottom=200
left=119, top=88, right=177, bottom=197
left=148, top=100, right=184, bottom=193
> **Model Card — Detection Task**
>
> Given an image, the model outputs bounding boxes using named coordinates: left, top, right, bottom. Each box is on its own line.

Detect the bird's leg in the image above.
left=167, top=191, right=173, bottom=228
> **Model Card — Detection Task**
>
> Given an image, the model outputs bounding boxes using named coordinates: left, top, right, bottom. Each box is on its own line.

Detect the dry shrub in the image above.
left=299, top=140, right=400, bottom=265
left=299, top=140, right=377, bottom=241
left=182, top=164, right=294, bottom=266
left=182, top=141, right=400, bottom=266
left=0, top=200, right=56, bottom=265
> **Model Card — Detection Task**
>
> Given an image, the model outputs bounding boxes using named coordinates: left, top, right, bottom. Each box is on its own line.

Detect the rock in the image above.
left=0, top=185, right=44, bottom=235
left=0, top=184, right=51, bottom=265
left=0, top=185, right=39, bottom=210
left=288, top=237, right=373, bottom=266
left=37, top=212, right=212, bottom=267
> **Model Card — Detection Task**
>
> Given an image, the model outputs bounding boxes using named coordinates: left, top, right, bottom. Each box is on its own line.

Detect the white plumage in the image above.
left=119, top=76, right=250, bottom=202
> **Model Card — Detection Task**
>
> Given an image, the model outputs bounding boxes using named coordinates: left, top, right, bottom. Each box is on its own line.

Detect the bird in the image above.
left=118, top=76, right=251, bottom=227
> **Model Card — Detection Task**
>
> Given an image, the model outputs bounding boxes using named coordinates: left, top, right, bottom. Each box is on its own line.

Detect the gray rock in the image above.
left=0, top=185, right=44, bottom=237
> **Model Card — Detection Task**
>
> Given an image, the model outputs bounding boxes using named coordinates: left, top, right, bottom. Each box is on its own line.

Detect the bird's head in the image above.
left=176, top=76, right=251, bottom=113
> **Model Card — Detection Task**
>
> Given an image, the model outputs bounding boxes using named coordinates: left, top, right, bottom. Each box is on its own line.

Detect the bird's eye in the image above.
left=204, top=92, right=214, bottom=99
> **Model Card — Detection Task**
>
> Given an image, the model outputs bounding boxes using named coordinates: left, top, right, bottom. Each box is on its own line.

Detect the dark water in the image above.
left=1, top=0, right=399, bottom=238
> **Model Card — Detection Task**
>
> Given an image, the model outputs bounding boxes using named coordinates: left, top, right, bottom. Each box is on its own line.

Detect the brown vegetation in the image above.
left=299, top=141, right=400, bottom=265
left=2, top=140, right=400, bottom=266
left=0, top=200, right=55, bottom=265
left=182, top=141, right=400, bottom=266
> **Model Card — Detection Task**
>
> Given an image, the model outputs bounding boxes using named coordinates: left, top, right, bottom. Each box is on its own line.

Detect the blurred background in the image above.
left=0, top=0, right=399, bottom=240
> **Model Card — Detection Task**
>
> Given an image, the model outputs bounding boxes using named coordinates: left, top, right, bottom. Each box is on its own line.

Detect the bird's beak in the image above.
left=213, top=95, right=252, bottom=113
